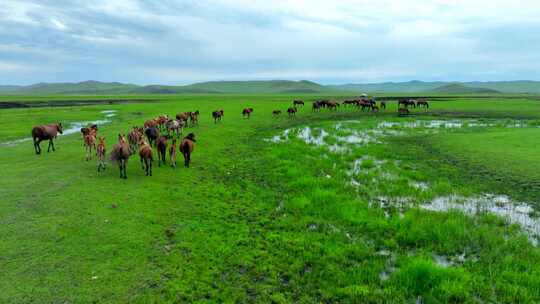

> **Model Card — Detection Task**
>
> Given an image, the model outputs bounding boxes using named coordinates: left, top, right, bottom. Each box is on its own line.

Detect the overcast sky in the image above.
left=1, top=0, right=540, bottom=85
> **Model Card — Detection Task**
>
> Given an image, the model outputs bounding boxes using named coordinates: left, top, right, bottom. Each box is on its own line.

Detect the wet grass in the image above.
left=1, top=95, right=540, bottom=302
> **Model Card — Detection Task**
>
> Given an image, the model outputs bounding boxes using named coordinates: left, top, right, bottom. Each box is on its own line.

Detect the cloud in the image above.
left=0, top=0, right=540, bottom=84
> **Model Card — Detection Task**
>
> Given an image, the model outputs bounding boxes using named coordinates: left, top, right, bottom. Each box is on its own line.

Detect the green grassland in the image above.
left=1, top=94, right=540, bottom=303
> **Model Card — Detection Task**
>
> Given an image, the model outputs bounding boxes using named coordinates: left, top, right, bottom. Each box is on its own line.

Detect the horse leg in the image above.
left=33, top=137, right=41, bottom=155
left=149, top=159, right=152, bottom=176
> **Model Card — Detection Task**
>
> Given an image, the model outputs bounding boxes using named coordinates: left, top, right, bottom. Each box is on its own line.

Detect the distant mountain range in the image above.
left=1, top=79, right=539, bottom=95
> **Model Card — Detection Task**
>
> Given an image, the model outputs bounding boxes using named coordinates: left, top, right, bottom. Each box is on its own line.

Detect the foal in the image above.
left=96, top=137, right=106, bottom=172
left=180, top=133, right=196, bottom=168
left=139, top=139, right=153, bottom=176
left=84, top=129, right=97, bottom=161
left=169, top=138, right=177, bottom=168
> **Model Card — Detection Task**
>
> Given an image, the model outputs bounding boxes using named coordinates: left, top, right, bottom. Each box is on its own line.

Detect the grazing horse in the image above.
left=287, top=107, right=297, bottom=117
left=342, top=100, right=356, bottom=107
left=416, top=98, right=429, bottom=108
left=180, top=133, right=196, bottom=168
left=145, top=126, right=160, bottom=147
left=128, top=127, right=143, bottom=154
left=84, top=129, right=97, bottom=161
left=31, top=123, right=63, bottom=155
left=293, top=100, right=304, bottom=107
left=242, top=108, right=253, bottom=119
left=272, top=110, right=282, bottom=116
left=398, top=108, right=410, bottom=116
left=398, top=99, right=416, bottom=108
left=212, top=110, right=224, bottom=123
left=312, top=102, right=322, bottom=112
left=358, top=100, right=372, bottom=111
left=110, top=134, right=130, bottom=179
left=96, top=137, right=106, bottom=172
left=156, top=135, right=167, bottom=166
left=139, top=139, right=153, bottom=176
left=327, top=101, right=339, bottom=111
left=169, top=138, right=177, bottom=168
left=380, top=101, right=387, bottom=110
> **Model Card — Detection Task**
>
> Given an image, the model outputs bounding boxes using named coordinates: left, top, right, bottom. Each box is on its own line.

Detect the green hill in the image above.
left=429, top=83, right=501, bottom=94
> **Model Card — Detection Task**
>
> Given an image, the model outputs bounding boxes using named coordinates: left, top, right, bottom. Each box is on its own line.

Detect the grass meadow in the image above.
left=1, top=94, right=540, bottom=303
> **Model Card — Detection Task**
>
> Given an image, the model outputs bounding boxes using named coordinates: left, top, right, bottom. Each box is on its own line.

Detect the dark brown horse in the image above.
left=169, top=138, right=177, bottom=168
left=32, top=123, right=63, bottom=155
left=156, top=135, right=167, bottom=166
left=110, top=134, right=130, bottom=179
left=416, top=98, right=429, bottom=108
left=327, top=101, right=339, bottom=111
left=97, top=137, right=106, bottom=172
left=180, top=133, right=196, bottom=168
left=312, top=102, right=322, bottom=112
left=287, top=107, right=297, bottom=117
left=272, top=110, right=282, bottom=116
left=145, top=126, right=160, bottom=147
left=398, top=99, right=416, bottom=108
left=242, top=108, right=253, bottom=119
left=380, top=101, right=386, bottom=110
left=293, top=100, right=304, bottom=107
left=212, top=109, right=224, bottom=123
left=139, top=139, right=153, bottom=176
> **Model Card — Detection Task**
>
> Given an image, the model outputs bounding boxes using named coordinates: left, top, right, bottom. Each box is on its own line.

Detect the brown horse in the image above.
left=327, top=101, right=339, bottom=111
left=293, top=100, right=304, bottom=107
left=242, top=108, right=253, bottom=119
left=144, top=119, right=158, bottom=129
left=139, top=139, right=153, bottom=176
left=272, top=110, right=282, bottom=116
left=416, top=98, right=429, bottom=108
left=287, top=107, right=297, bottom=117
left=212, top=110, right=224, bottom=123
left=180, top=133, right=196, bottom=168
left=156, top=135, right=167, bottom=166
left=312, top=102, right=322, bottom=112
left=176, top=112, right=191, bottom=122
left=110, top=134, right=130, bottom=179
left=189, top=110, right=200, bottom=127
left=84, top=129, right=97, bottom=161
left=96, top=137, right=106, bottom=172
left=31, top=123, right=63, bottom=155
left=169, top=138, right=177, bottom=168
left=128, top=126, right=143, bottom=154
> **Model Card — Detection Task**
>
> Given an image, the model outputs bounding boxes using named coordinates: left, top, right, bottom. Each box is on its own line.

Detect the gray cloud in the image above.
left=1, top=0, right=539, bottom=85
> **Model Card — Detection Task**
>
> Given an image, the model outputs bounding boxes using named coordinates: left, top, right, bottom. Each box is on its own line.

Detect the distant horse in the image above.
left=128, top=126, right=143, bottom=154
left=31, top=123, right=63, bottom=155
left=312, top=102, right=322, bottom=112
left=380, top=101, right=386, bottom=110
left=212, top=110, right=224, bottom=123
left=287, top=107, right=297, bottom=117
left=96, top=137, right=106, bottom=172
left=242, top=108, right=253, bottom=119
left=156, top=135, right=167, bottom=166
left=110, top=134, right=130, bottom=179
left=416, top=98, right=429, bottom=108
left=327, top=101, right=339, bottom=111
left=156, top=114, right=169, bottom=131
left=145, top=126, right=160, bottom=146
left=398, top=108, right=410, bottom=116
left=169, top=138, right=177, bottom=168
left=84, top=129, right=97, bottom=161
left=139, top=139, right=153, bottom=176
left=293, top=100, right=304, bottom=107
left=272, top=110, right=282, bottom=116
left=358, top=101, right=372, bottom=111
left=180, top=133, right=196, bottom=168
left=342, top=100, right=357, bottom=107
left=398, top=99, right=416, bottom=108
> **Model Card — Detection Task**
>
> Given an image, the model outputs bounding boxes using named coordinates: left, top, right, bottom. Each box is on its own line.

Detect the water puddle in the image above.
left=422, top=194, right=540, bottom=245
left=1, top=110, right=118, bottom=146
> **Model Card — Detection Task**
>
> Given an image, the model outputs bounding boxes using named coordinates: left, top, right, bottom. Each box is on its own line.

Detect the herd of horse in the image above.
left=30, top=97, right=429, bottom=179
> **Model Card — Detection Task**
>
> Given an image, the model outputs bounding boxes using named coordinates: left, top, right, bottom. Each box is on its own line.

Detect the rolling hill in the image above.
left=1, top=79, right=539, bottom=95
left=429, top=83, right=501, bottom=94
